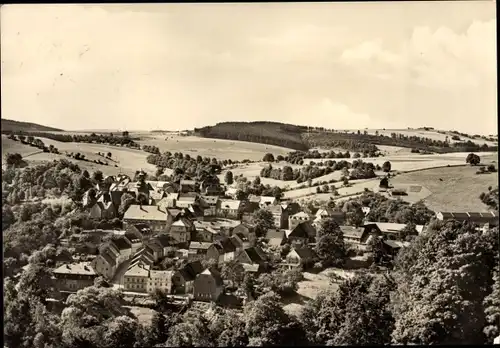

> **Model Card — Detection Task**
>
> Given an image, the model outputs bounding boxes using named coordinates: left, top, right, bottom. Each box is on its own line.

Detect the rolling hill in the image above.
left=195, top=121, right=498, bottom=154
left=1, top=119, right=63, bottom=132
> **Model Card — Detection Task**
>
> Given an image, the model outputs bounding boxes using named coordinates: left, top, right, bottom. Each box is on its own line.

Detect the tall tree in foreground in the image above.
left=252, top=209, right=276, bottom=237
left=391, top=221, right=498, bottom=345
left=299, top=273, right=394, bottom=345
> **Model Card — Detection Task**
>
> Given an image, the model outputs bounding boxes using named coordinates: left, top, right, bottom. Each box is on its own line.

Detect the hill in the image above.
left=195, top=121, right=309, bottom=151
left=1, top=119, right=63, bottom=132
left=195, top=121, right=497, bottom=154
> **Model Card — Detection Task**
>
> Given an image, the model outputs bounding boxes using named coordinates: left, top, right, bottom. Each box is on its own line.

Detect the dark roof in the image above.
left=203, top=267, right=224, bottom=286
left=292, top=247, right=316, bottom=260
left=340, top=226, right=366, bottom=239
left=153, top=234, right=171, bottom=248
left=229, top=235, right=243, bottom=249
left=241, top=247, right=266, bottom=264
left=290, top=221, right=316, bottom=238
left=179, top=260, right=204, bottom=281
left=101, top=252, right=117, bottom=266
left=218, top=238, right=237, bottom=253
left=145, top=243, right=162, bottom=254
left=111, top=237, right=132, bottom=250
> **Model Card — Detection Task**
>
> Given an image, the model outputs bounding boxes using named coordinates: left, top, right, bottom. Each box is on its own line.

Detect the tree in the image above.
left=103, top=316, right=139, bottom=348
left=224, top=171, right=234, bottom=185
left=210, top=309, right=248, bottom=347
left=166, top=311, right=215, bottom=347
left=220, top=260, right=245, bottom=288
left=466, top=153, right=481, bottom=166
left=122, top=131, right=129, bottom=137
left=252, top=209, right=276, bottom=237
left=315, top=233, right=347, bottom=268
left=379, top=177, right=389, bottom=189
left=483, top=268, right=500, bottom=343
left=107, top=152, right=112, bottom=158
left=5, top=153, right=26, bottom=168
left=391, top=222, right=498, bottom=345
left=299, top=273, right=394, bottom=345
left=92, top=170, right=104, bottom=183
left=244, top=291, right=294, bottom=346
left=262, top=153, right=275, bottom=162
left=382, top=161, right=392, bottom=172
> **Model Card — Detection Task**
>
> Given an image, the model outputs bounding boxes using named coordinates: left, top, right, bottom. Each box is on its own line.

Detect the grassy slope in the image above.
left=389, top=165, right=498, bottom=212
left=1, top=119, right=63, bottom=132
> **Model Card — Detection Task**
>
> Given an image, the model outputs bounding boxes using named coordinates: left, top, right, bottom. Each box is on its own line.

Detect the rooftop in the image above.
left=219, top=199, right=242, bottom=210
left=53, top=262, right=97, bottom=276
left=124, top=205, right=169, bottom=221
left=125, top=263, right=150, bottom=277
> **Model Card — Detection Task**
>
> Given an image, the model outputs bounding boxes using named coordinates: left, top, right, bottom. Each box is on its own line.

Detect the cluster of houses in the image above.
left=51, top=171, right=498, bottom=303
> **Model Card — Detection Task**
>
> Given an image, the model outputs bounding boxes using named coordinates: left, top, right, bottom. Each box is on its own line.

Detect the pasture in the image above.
left=388, top=165, right=498, bottom=212
left=136, top=134, right=292, bottom=161
left=1, top=135, right=156, bottom=177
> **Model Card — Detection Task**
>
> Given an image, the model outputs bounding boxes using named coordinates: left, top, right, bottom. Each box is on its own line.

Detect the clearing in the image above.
left=388, top=165, right=498, bottom=212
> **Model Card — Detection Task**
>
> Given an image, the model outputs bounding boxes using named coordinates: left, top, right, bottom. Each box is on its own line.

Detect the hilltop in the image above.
left=195, top=121, right=497, bottom=154
left=1, top=118, right=63, bottom=132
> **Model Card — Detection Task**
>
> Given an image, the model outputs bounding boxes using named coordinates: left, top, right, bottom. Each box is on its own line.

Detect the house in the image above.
left=314, top=209, right=346, bottom=225
left=259, top=196, right=278, bottom=208
left=199, top=180, right=223, bottom=196
left=144, top=242, right=164, bottom=262
left=87, top=194, right=118, bottom=220
left=193, top=268, right=224, bottom=302
left=52, top=262, right=98, bottom=293
left=149, top=234, right=173, bottom=257
left=362, top=222, right=425, bottom=241
left=232, top=223, right=253, bottom=238
left=169, top=218, right=194, bottom=244
left=281, top=201, right=302, bottom=216
left=123, top=263, right=150, bottom=293
left=172, top=260, right=204, bottom=294
left=285, top=247, right=316, bottom=269
left=340, top=226, right=370, bottom=250
left=176, top=193, right=199, bottom=209
left=287, top=220, right=316, bottom=242
left=111, top=236, right=133, bottom=262
left=225, top=187, right=239, bottom=199
left=289, top=211, right=311, bottom=230
left=185, top=204, right=205, bottom=221
left=206, top=237, right=238, bottom=265
left=147, top=270, right=174, bottom=294
left=193, top=221, right=220, bottom=242
left=149, top=190, right=167, bottom=205
left=236, top=246, right=268, bottom=265
left=266, top=204, right=289, bottom=229
left=125, top=223, right=154, bottom=241
left=91, top=242, right=120, bottom=280
left=180, top=179, right=197, bottom=193
left=217, top=199, right=243, bottom=220
left=382, top=240, right=411, bottom=257
left=266, top=229, right=287, bottom=247
left=123, top=205, right=173, bottom=233
left=200, top=196, right=220, bottom=217
left=189, top=241, right=212, bottom=260
left=435, top=211, right=498, bottom=226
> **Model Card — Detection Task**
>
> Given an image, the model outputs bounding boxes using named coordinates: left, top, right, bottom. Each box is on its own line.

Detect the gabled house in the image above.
left=236, top=246, right=268, bottom=266
left=206, top=237, right=238, bottom=265
left=53, top=262, right=98, bottom=293
left=287, top=220, right=316, bottom=242
left=314, top=209, right=346, bottom=225
left=149, top=234, right=173, bottom=257
left=200, top=196, right=220, bottom=217
left=362, top=222, right=425, bottom=241
left=266, top=204, right=289, bottom=229
left=193, top=268, right=224, bottom=302
left=180, top=179, right=197, bottom=193
left=265, top=229, right=287, bottom=247
left=169, top=218, right=194, bottom=244
left=123, top=205, right=173, bottom=234
left=281, top=201, right=302, bottom=216
left=172, top=261, right=204, bottom=294
left=285, top=247, right=317, bottom=269
left=147, top=270, right=174, bottom=294
left=123, top=263, right=150, bottom=293
left=340, top=226, right=370, bottom=250
left=176, top=193, right=199, bottom=209
left=193, top=221, right=220, bottom=243
left=91, top=248, right=117, bottom=280
left=199, top=180, right=223, bottom=196
left=289, top=211, right=311, bottom=231
left=217, top=199, right=243, bottom=220
left=259, top=196, right=278, bottom=208
left=189, top=241, right=212, bottom=260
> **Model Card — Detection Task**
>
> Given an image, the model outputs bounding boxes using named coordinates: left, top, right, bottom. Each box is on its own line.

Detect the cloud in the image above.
left=339, top=19, right=496, bottom=90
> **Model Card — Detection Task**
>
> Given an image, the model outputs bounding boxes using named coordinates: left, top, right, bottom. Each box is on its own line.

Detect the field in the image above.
left=136, top=134, right=291, bottom=161
left=388, top=165, right=498, bottom=212
left=1, top=135, right=157, bottom=177
left=337, top=128, right=498, bottom=147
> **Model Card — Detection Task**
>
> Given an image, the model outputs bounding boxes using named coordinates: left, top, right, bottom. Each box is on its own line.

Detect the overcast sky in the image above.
left=1, top=3, right=496, bottom=134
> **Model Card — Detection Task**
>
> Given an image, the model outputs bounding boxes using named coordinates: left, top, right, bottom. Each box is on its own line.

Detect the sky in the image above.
left=1, top=3, right=497, bottom=134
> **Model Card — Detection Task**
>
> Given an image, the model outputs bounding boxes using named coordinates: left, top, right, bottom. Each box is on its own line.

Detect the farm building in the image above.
left=435, top=211, right=498, bottom=226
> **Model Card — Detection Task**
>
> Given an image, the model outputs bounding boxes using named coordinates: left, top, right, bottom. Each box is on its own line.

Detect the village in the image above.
left=46, top=168, right=498, bottom=309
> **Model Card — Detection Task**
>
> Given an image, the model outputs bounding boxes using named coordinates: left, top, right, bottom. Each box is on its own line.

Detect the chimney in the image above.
left=66, top=264, right=70, bottom=269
